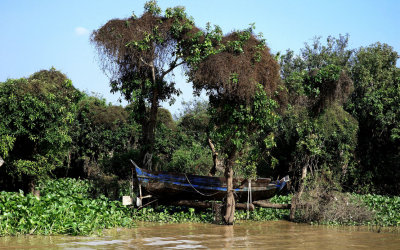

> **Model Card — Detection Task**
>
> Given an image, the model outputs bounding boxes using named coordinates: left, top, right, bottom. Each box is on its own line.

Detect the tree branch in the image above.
left=208, top=138, right=224, bottom=176
left=161, top=59, right=185, bottom=79
left=139, top=57, right=151, bottom=67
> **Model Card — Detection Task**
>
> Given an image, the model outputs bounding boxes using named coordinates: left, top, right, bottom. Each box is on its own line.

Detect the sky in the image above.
left=1, top=0, right=399, bottom=116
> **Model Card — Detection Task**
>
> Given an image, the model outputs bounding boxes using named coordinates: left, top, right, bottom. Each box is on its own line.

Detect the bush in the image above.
left=294, top=190, right=374, bottom=225
left=291, top=172, right=375, bottom=225
left=0, top=68, right=82, bottom=190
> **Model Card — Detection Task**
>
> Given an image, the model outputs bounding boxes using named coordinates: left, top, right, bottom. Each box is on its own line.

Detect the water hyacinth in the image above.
left=0, top=178, right=134, bottom=236
left=1, top=178, right=398, bottom=236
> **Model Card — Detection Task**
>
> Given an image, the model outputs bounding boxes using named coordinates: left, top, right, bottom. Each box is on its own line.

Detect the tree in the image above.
left=160, top=100, right=212, bottom=175
left=277, top=36, right=359, bottom=219
left=91, top=1, right=199, bottom=168
left=188, top=27, right=281, bottom=224
left=68, top=95, right=138, bottom=179
left=277, top=35, right=357, bottom=177
left=0, top=68, right=81, bottom=191
left=346, top=43, right=400, bottom=194
left=280, top=34, right=353, bottom=79
left=176, top=100, right=210, bottom=141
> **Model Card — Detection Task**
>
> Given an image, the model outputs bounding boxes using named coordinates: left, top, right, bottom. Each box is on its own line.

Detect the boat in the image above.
left=131, top=160, right=289, bottom=206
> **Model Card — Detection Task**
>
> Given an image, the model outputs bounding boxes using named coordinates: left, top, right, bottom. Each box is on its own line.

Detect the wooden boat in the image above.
left=131, top=161, right=289, bottom=206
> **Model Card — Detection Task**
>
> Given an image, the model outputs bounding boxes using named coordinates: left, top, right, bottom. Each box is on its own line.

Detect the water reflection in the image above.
left=0, top=221, right=399, bottom=249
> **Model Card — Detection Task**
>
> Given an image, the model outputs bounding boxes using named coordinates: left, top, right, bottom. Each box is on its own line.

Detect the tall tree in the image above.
left=347, top=43, right=400, bottom=194
left=277, top=35, right=357, bottom=179
left=91, top=1, right=199, bottom=168
left=188, top=27, right=281, bottom=224
left=277, top=36, right=358, bottom=219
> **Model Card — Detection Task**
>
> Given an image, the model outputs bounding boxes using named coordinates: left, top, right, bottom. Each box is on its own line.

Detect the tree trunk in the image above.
left=141, top=63, right=159, bottom=170
left=207, top=138, right=224, bottom=176
left=299, top=164, right=308, bottom=196
left=289, top=164, right=308, bottom=221
left=223, top=152, right=237, bottom=225
left=28, top=177, right=36, bottom=194
left=0, top=156, right=4, bottom=167
left=253, top=200, right=291, bottom=209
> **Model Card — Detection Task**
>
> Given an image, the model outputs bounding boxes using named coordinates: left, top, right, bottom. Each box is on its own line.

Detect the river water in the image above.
left=0, top=221, right=399, bottom=249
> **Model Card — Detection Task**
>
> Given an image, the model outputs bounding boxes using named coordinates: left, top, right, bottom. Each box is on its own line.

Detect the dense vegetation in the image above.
left=1, top=0, right=399, bottom=232
left=1, top=178, right=398, bottom=236
left=0, top=178, right=134, bottom=236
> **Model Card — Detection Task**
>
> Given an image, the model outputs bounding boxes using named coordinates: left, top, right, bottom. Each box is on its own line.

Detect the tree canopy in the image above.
left=347, top=43, right=400, bottom=193
left=185, top=24, right=282, bottom=224
left=0, top=68, right=82, bottom=190
left=190, top=28, right=280, bottom=102
left=91, top=1, right=202, bottom=168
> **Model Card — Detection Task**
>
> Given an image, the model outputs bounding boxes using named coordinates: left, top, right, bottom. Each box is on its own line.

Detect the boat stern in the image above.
left=276, top=175, right=290, bottom=191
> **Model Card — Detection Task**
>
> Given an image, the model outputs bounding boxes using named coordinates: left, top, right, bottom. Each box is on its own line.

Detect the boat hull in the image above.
left=134, top=165, right=287, bottom=203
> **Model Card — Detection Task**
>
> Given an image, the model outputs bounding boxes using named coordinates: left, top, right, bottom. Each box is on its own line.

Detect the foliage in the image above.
left=189, top=27, right=281, bottom=102
left=294, top=191, right=399, bottom=226
left=68, top=94, right=138, bottom=178
left=346, top=43, right=400, bottom=194
left=280, top=34, right=353, bottom=79
left=279, top=36, right=400, bottom=195
left=292, top=171, right=374, bottom=225
left=176, top=100, right=210, bottom=141
left=101, top=149, right=140, bottom=180
left=289, top=168, right=399, bottom=226
left=157, top=107, right=176, bottom=130
left=314, top=105, right=358, bottom=174
left=1, top=176, right=398, bottom=237
left=283, top=105, right=358, bottom=180
left=154, top=119, right=212, bottom=175
left=147, top=99, right=213, bottom=174
left=357, top=194, right=400, bottom=227
left=166, top=141, right=212, bottom=175
left=2, top=8, right=400, bottom=232
left=133, top=206, right=214, bottom=223
left=0, top=68, right=82, bottom=190
left=207, top=85, right=280, bottom=179
left=91, top=1, right=199, bottom=165
left=186, top=23, right=282, bottom=224
left=0, top=178, right=294, bottom=237
left=275, top=36, right=358, bottom=189
left=38, top=178, right=94, bottom=198
left=187, top=24, right=282, bottom=174
left=0, top=178, right=134, bottom=236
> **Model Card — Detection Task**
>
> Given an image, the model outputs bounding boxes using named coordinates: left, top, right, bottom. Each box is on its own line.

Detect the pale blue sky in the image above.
left=1, top=0, right=399, bottom=115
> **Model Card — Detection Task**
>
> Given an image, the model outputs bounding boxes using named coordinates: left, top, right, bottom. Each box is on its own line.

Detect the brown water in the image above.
left=0, top=221, right=399, bottom=249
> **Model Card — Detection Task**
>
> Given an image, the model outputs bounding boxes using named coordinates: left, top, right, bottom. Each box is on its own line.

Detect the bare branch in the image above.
left=161, top=60, right=185, bottom=79
left=140, top=57, right=151, bottom=67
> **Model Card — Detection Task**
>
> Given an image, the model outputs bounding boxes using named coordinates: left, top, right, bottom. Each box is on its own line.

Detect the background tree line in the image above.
left=1, top=2, right=398, bottom=211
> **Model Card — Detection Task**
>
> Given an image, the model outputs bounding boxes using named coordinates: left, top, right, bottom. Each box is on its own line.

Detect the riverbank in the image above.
left=0, top=178, right=398, bottom=236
